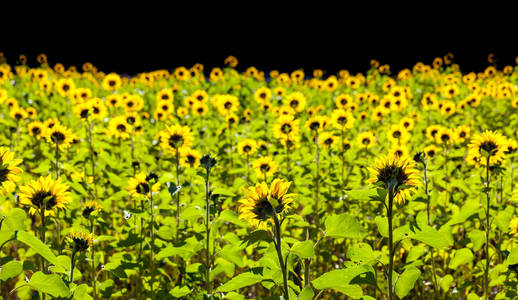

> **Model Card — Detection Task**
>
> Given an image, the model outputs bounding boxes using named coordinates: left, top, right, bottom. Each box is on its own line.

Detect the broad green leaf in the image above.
left=395, top=267, right=421, bottom=298
left=216, top=272, right=264, bottom=292
left=170, top=286, right=191, bottom=298
left=218, top=209, right=248, bottom=227
left=290, top=240, right=315, bottom=259
left=325, top=214, right=367, bottom=239
left=28, top=271, right=71, bottom=297
left=345, top=188, right=379, bottom=201
left=0, top=260, right=22, bottom=281
left=2, top=208, right=26, bottom=232
left=299, top=286, right=315, bottom=300
left=446, top=199, right=480, bottom=226
left=448, top=248, right=474, bottom=269
left=17, top=231, right=60, bottom=268
left=440, top=274, right=453, bottom=292
left=212, top=187, right=236, bottom=197
left=313, top=266, right=371, bottom=296
left=407, top=224, right=452, bottom=249
left=73, top=283, right=93, bottom=300
left=467, top=229, right=485, bottom=252
left=504, top=247, right=518, bottom=266
left=346, top=243, right=376, bottom=264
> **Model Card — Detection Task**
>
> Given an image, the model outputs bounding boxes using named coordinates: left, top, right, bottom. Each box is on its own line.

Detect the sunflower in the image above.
left=253, top=156, right=278, bottom=180
left=435, top=128, right=453, bottom=145
left=157, top=100, right=174, bottom=116
left=224, top=55, right=238, bottom=68
left=179, top=148, right=201, bottom=168
left=421, top=93, right=438, bottom=109
left=90, top=99, right=107, bottom=120
left=0, top=147, right=23, bottom=195
left=510, top=218, right=518, bottom=237
left=238, top=178, right=294, bottom=230
left=191, top=90, right=209, bottom=103
left=305, top=116, right=327, bottom=133
left=82, top=200, right=102, bottom=218
left=9, top=106, right=28, bottom=121
left=319, top=132, right=337, bottom=150
left=399, top=117, right=415, bottom=131
left=68, top=230, right=93, bottom=251
left=273, top=115, right=300, bottom=141
left=357, top=131, right=376, bottom=149
left=156, top=89, right=174, bottom=102
left=237, top=139, right=258, bottom=156
left=108, top=116, right=132, bottom=140
left=454, top=125, right=471, bottom=144
left=159, top=124, right=194, bottom=155
left=367, top=153, right=420, bottom=204
left=128, top=172, right=160, bottom=198
left=426, top=125, right=443, bottom=142
left=44, top=123, right=75, bottom=151
left=254, top=87, right=272, bottom=103
left=102, top=73, right=122, bottom=91
left=55, top=78, right=75, bottom=97
left=424, top=145, right=438, bottom=159
left=73, top=101, right=93, bottom=120
left=466, top=130, right=508, bottom=167
left=226, top=114, right=238, bottom=128
left=19, top=174, right=71, bottom=216
left=106, top=94, right=121, bottom=108
left=335, top=94, right=353, bottom=109
left=330, top=109, right=355, bottom=130
left=124, top=95, right=144, bottom=112
left=28, top=121, right=45, bottom=140
left=372, top=106, right=389, bottom=122
left=389, top=144, right=409, bottom=158
left=387, top=124, right=410, bottom=145
left=284, top=92, right=306, bottom=112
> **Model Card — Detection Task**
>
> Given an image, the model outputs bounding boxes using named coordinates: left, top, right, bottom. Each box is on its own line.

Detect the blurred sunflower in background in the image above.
left=0, top=147, right=23, bottom=195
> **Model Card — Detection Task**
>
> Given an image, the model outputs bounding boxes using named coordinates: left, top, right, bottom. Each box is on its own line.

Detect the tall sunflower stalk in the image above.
left=368, top=154, right=420, bottom=300
left=238, top=179, right=295, bottom=300
left=201, top=155, right=216, bottom=296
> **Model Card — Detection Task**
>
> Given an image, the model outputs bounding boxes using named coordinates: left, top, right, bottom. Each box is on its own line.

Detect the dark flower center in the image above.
left=109, top=80, right=116, bottom=86
left=32, top=127, right=41, bottom=136
left=31, top=191, right=57, bottom=209
left=117, top=124, right=126, bottom=132
left=260, top=163, right=270, bottom=173
left=480, top=141, right=498, bottom=155
left=281, top=123, right=292, bottom=134
left=392, top=131, right=401, bottom=138
left=224, top=102, right=232, bottom=109
left=441, top=134, right=450, bottom=142
left=243, top=145, right=251, bottom=153
left=337, top=116, right=347, bottom=125
left=309, top=122, right=320, bottom=131
left=80, top=109, right=89, bottom=119
left=51, top=131, right=66, bottom=143
left=290, top=100, right=299, bottom=108
left=362, top=138, right=370, bottom=145
left=168, top=134, right=184, bottom=148
left=72, top=237, right=90, bottom=251
left=376, top=165, right=409, bottom=191
left=136, top=182, right=150, bottom=194
left=127, top=117, right=136, bottom=124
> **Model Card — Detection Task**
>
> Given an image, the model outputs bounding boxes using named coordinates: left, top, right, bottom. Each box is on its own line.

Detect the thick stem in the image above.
left=387, top=182, right=395, bottom=300
left=205, top=167, right=211, bottom=295
left=273, top=214, right=289, bottom=300
left=423, top=160, right=439, bottom=299
left=484, top=155, right=491, bottom=300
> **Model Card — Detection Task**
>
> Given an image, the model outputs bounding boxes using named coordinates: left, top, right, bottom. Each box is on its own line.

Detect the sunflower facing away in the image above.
left=368, top=153, right=421, bottom=204
left=68, top=230, right=94, bottom=251
left=19, top=174, right=72, bottom=216
left=238, top=178, right=295, bottom=230
left=0, top=147, right=23, bottom=195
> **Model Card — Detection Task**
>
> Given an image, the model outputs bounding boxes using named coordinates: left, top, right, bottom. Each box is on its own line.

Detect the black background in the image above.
left=1, top=7, right=516, bottom=76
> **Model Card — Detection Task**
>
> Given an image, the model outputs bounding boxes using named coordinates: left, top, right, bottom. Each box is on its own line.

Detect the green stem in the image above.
left=86, top=118, right=98, bottom=198
left=70, top=249, right=77, bottom=283
left=387, top=181, right=395, bottom=300
left=90, top=219, right=96, bottom=299
left=423, top=159, right=439, bottom=299
left=55, top=142, right=60, bottom=178
left=285, top=139, right=290, bottom=180
left=273, top=214, right=289, bottom=300
left=175, top=150, right=181, bottom=239
left=484, top=155, right=491, bottom=300
left=205, top=165, right=212, bottom=295
left=315, top=133, right=320, bottom=226
left=150, top=193, right=155, bottom=297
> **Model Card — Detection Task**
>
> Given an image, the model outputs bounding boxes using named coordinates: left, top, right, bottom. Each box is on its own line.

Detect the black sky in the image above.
left=1, top=8, right=516, bottom=76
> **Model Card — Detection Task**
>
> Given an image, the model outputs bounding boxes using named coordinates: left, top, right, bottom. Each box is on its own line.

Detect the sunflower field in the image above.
left=1, top=52, right=518, bottom=300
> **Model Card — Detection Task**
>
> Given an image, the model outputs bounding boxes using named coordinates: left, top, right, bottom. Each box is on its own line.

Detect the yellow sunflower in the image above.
left=179, top=148, right=202, bottom=168
left=238, top=178, right=295, bottom=230
left=319, top=132, right=337, bottom=150
left=108, top=116, right=132, bottom=140
left=237, top=139, right=258, bottom=156
left=19, top=174, right=71, bottom=216
left=68, top=230, right=94, bottom=251
left=102, top=73, right=122, bottom=91
left=252, top=156, right=278, bottom=180
left=367, top=153, right=420, bottom=204
left=127, top=172, right=160, bottom=198
left=273, top=115, right=300, bottom=141
left=82, top=200, right=103, bottom=218
left=159, top=124, right=194, bottom=155
left=357, top=131, right=376, bottom=149
left=44, top=123, right=75, bottom=151
left=0, top=147, right=23, bottom=195
left=330, top=109, right=355, bottom=130
left=284, top=92, right=306, bottom=112
left=387, top=124, right=410, bottom=145
left=466, top=130, right=508, bottom=167
left=424, top=145, right=439, bottom=159
left=28, top=121, right=45, bottom=140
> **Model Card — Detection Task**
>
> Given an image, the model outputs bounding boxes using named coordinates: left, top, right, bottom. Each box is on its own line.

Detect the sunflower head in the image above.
left=82, top=200, right=102, bottom=218
left=128, top=172, right=160, bottom=198
left=252, top=156, right=278, bottom=180
left=368, top=154, right=420, bottom=204
left=68, top=230, right=93, bottom=251
left=237, top=139, right=257, bottom=156
left=238, top=178, right=294, bottom=230
left=19, top=174, right=71, bottom=216
left=467, top=130, right=507, bottom=167
left=0, top=147, right=23, bottom=195
left=44, top=123, right=74, bottom=151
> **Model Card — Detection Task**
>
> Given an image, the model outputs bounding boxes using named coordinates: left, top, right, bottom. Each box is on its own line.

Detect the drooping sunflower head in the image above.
left=19, top=174, right=71, bottom=216
left=44, top=123, right=75, bottom=151
left=0, top=147, right=23, bottom=195
left=68, top=230, right=93, bottom=251
left=238, top=178, right=294, bottom=230
left=252, top=156, right=278, bottom=180
left=128, top=172, right=160, bottom=198
left=467, top=130, right=508, bottom=167
left=368, top=154, right=421, bottom=204
left=82, top=200, right=103, bottom=218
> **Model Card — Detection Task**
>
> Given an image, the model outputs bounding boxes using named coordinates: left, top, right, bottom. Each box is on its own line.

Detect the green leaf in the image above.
left=505, top=247, right=518, bottom=266
left=0, top=260, right=23, bottom=281
left=467, top=229, right=485, bottom=252
left=299, top=286, right=315, bottom=300
left=312, top=267, right=370, bottom=297
left=241, top=230, right=271, bottom=247
left=346, top=243, right=376, bottom=264
left=345, top=188, right=380, bottom=201
left=407, top=224, right=452, bottom=249
left=290, top=240, right=315, bottom=259
left=212, top=187, right=236, bottom=197
left=73, top=283, right=93, bottom=300
left=440, top=274, right=453, bottom=292
left=170, top=286, right=191, bottom=298
left=325, top=214, right=367, bottom=239
left=17, top=231, right=61, bottom=268
left=28, top=271, right=71, bottom=297
left=446, top=199, right=480, bottom=226
left=2, top=208, right=26, bottom=232
left=215, top=272, right=264, bottom=292
left=448, top=248, right=474, bottom=269
left=395, top=267, right=421, bottom=298
left=218, top=210, right=248, bottom=227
